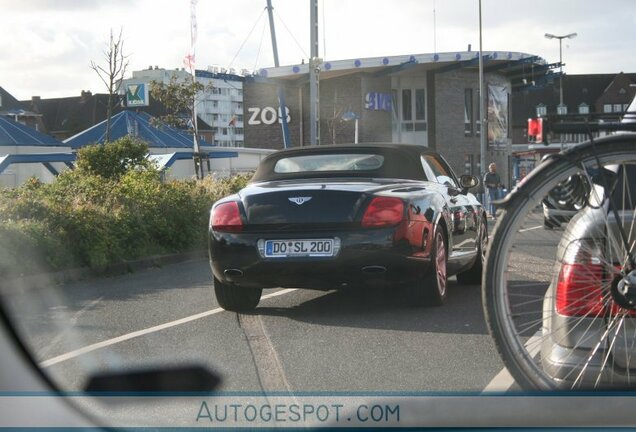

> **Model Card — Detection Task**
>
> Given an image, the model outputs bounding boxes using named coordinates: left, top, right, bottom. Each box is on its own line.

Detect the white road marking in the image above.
left=482, top=366, right=516, bottom=393
left=39, top=288, right=298, bottom=368
left=519, top=225, right=543, bottom=233
left=40, top=296, right=103, bottom=359
left=239, top=313, right=294, bottom=393
left=482, top=332, right=543, bottom=393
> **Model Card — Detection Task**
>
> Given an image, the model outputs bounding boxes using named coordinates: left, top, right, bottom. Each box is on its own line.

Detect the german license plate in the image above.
left=264, top=239, right=334, bottom=258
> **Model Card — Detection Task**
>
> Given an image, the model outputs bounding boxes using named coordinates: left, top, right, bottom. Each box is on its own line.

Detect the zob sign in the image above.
left=248, top=106, right=292, bottom=125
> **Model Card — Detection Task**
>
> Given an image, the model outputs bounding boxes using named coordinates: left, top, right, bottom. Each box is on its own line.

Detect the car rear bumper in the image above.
left=209, top=228, right=432, bottom=290
left=541, top=335, right=635, bottom=388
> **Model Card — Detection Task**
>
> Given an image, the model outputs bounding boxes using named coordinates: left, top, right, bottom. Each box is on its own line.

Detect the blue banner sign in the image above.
left=364, top=92, right=392, bottom=112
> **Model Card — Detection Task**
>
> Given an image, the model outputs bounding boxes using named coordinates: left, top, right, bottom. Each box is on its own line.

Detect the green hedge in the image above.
left=0, top=138, right=251, bottom=276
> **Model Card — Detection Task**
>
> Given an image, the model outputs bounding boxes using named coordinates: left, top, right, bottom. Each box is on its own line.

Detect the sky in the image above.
left=2, top=0, right=636, bottom=101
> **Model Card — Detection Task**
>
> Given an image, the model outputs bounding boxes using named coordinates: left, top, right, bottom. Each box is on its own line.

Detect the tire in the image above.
left=408, top=228, right=447, bottom=306
left=456, top=217, right=488, bottom=285
left=214, top=277, right=262, bottom=312
left=483, top=135, right=636, bottom=390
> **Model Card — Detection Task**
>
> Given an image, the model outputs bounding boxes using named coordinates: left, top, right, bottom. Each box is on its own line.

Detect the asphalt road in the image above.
left=4, top=258, right=506, bottom=395
left=4, top=213, right=634, bottom=427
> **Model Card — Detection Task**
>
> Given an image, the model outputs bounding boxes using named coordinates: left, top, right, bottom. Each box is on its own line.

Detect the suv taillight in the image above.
left=555, top=239, right=611, bottom=317
left=361, top=197, right=405, bottom=228
left=210, top=202, right=243, bottom=232
left=556, top=263, right=606, bottom=317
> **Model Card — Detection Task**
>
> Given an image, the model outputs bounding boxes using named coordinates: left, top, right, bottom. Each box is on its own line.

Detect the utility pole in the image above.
left=266, top=0, right=292, bottom=148
left=309, top=0, right=320, bottom=145
left=479, top=0, right=486, bottom=183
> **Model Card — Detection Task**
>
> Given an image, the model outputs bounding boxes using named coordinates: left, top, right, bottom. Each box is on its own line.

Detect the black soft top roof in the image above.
left=251, top=143, right=435, bottom=183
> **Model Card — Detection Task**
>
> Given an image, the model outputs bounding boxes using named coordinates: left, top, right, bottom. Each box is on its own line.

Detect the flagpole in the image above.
left=479, top=0, right=486, bottom=186
left=188, top=0, right=202, bottom=178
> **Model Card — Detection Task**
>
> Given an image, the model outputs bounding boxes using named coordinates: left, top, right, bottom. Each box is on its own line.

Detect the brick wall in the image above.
left=434, top=70, right=512, bottom=186
left=245, top=74, right=393, bottom=149
left=243, top=79, right=303, bottom=150
left=244, top=70, right=512, bottom=185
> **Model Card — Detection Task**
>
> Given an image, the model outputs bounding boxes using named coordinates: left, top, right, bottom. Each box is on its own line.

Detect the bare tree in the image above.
left=150, top=74, right=216, bottom=179
left=326, top=89, right=345, bottom=144
left=91, top=28, right=129, bottom=142
left=149, top=73, right=213, bottom=131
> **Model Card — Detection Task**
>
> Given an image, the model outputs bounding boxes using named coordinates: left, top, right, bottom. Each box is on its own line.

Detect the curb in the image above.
left=3, top=250, right=208, bottom=294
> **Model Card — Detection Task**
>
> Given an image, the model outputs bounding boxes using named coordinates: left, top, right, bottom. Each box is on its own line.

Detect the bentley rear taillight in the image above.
left=211, top=202, right=244, bottom=232
left=361, top=197, right=405, bottom=227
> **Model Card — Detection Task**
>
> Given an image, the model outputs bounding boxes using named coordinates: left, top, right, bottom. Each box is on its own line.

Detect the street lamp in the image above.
left=545, top=32, right=577, bottom=113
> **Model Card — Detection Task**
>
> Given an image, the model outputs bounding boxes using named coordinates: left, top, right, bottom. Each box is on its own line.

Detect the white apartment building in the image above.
left=122, top=66, right=246, bottom=147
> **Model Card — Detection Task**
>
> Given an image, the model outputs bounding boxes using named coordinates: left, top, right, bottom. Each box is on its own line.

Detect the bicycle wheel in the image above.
left=484, top=135, right=636, bottom=390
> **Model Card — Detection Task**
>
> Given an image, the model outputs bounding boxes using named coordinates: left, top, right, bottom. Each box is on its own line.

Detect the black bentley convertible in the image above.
left=208, top=144, right=486, bottom=311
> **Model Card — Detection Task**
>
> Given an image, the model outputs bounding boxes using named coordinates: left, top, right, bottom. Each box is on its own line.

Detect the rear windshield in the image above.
left=274, top=153, right=385, bottom=173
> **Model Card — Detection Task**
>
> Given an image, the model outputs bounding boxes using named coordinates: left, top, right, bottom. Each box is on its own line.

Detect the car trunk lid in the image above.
left=239, top=179, right=417, bottom=231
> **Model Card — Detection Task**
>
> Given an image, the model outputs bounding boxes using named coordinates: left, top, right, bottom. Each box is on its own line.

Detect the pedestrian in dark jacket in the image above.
left=483, top=163, right=502, bottom=219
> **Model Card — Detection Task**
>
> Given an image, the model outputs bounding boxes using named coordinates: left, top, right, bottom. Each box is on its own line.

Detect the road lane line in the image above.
left=519, top=225, right=542, bottom=233
left=482, top=332, right=543, bottom=393
left=482, top=367, right=515, bottom=393
left=39, top=288, right=297, bottom=368
left=238, top=314, right=300, bottom=426
left=40, top=296, right=104, bottom=359
left=239, top=313, right=293, bottom=392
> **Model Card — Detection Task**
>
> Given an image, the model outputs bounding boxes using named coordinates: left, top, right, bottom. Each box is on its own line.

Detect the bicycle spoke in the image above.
left=485, top=140, right=636, bottom=390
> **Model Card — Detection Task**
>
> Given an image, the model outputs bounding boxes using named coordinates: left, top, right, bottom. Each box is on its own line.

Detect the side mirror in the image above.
left=460, top=174, right=479, bottom=190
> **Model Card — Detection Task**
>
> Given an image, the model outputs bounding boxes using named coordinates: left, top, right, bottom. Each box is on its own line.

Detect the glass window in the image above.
left=557, top=104, right=567, bottom=115
left=536, top=104, right=547, bottom=117
left=402, top=89, right=412, bottom=121
left=578, top=103, right=589, bottom=114
left=414, top=123, right=427, bottom=132
left=614, top=104, right=623, bottom=112
left=415, top=89, right=426, bottom=121
left=464, top=154, right=474, bottom=175
left=391, top=90, right=398, bottom=119
left=464, top=89, right=473, bottom=136
left=476, top=89, right=481, bottom=136
left=604, top=104, right=613, bottom=113
left=274, top=154, right=385, bottom=173
left=421, top=155, right=457, bottom=188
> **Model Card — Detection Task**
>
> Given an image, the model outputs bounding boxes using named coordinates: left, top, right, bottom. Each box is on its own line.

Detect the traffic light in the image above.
left=527, top=117, right=544, bottom=143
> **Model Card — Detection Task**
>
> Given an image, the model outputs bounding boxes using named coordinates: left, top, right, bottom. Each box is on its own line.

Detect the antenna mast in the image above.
left=266, top=0, right=292, bottom=148
left=309, top=0, right=320, bottom=145
left=433, top=0, right=437, bottom=52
